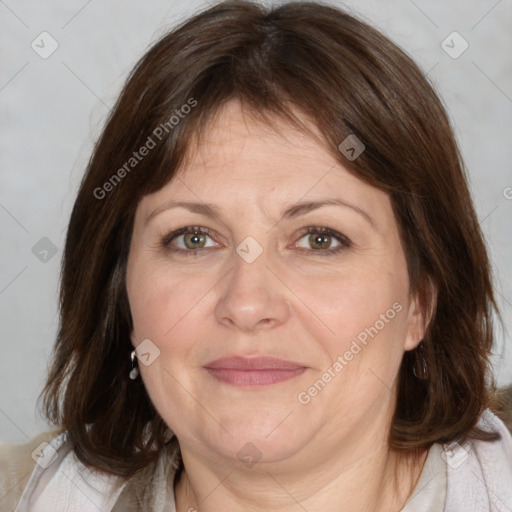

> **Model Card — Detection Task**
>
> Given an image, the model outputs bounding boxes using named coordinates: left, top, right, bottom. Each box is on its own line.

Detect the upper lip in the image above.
left=204, top=356, right=307, bottom=370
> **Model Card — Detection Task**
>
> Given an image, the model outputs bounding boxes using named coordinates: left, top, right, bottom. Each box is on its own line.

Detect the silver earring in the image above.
left=129, top=350, right=139, bottom=380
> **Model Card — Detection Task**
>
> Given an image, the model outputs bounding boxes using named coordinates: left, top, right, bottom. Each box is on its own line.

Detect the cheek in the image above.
left=306, top=279, right=410, bottom=417
left=322, top=271, right=404, bottom=332
left=128, top=267, right=169, bottom=339
left=311, top=262, right=410, bottom=372
left=127, top=261, right=215, bottom=362
left=128, top=257, right=185, bottom=332
left=126, top=264, right=210, bottom=422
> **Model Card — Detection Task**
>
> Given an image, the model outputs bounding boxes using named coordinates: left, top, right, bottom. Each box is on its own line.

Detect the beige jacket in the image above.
left=1, top=430, right=58, bottom=511
left=0, top=429, right=180, bottom=512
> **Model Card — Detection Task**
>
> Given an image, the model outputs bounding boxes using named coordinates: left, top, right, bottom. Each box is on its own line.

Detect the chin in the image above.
left=202, top=419, right=311, bottom=466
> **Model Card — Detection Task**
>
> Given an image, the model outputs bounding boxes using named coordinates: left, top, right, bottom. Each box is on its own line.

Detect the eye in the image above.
left=160, top=225, right=351, bottom=257
left=294, top=227, right=351, bottom=256
left=161, top=226, right=218, bottom=254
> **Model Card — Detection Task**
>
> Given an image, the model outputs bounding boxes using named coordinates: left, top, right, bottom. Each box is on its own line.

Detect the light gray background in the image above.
left=1, top=0, right=511, bottom=444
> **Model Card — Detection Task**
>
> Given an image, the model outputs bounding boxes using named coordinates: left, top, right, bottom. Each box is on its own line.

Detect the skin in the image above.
left=126, top=99, right=430, bottom=512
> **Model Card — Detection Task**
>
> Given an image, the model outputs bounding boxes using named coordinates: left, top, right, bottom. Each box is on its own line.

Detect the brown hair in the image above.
left=39, top=0, right=504, bottom=478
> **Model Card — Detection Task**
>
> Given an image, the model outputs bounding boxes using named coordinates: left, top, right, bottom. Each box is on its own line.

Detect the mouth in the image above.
left=203, top=356, right=308, bottom=387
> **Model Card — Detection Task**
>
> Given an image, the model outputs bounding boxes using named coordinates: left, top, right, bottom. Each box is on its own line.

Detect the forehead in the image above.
left=136, top=99, right=392, bottom=228
left=178, top=100, right=330, bottom=180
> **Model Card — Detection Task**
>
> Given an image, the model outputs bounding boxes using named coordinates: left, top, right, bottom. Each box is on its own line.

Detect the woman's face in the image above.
left=126, top=99, right=426, bottom=468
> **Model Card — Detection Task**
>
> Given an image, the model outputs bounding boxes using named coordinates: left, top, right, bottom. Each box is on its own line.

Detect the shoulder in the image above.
left=444, top=409, right=512, bottom=511
left=472, top=408, right=512, bottom=469
left=1, top=429, right=179, bottom=512
left=5, top=431, right=131, bottom=512
left=0, top=429, right=62, bottom=511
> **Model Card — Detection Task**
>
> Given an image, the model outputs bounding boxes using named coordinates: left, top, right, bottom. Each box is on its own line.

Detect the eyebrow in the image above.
left=145, top=198, right=376, bottom=229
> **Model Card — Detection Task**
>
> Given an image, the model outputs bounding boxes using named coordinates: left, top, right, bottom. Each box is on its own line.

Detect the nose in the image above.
left=214, top=247, right=291, bottom=332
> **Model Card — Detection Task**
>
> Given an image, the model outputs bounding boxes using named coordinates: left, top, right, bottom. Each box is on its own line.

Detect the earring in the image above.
left=129, top=350, right=139, bottom=380
left=412, top=341, right=429, bottom=380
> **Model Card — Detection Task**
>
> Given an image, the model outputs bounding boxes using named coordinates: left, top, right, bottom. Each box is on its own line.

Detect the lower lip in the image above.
left=205, top=367, right=306, bottom=387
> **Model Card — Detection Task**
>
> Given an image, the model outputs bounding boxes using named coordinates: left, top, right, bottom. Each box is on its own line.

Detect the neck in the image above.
left=174, top=440, right=428, bottom=512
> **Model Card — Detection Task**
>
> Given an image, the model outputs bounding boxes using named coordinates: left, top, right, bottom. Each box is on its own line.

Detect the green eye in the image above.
left=162, top=226, right=216, bottom=253
left=295, top=227, right=350, bottom=256
left=182, top=231, right=208, bottom=249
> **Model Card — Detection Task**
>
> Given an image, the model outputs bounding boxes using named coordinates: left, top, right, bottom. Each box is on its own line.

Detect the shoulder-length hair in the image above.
left=39, top=0, right=504, bottom=477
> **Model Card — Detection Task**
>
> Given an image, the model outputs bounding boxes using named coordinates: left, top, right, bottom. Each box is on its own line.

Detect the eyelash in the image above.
left=160, top=226, right=351, bottom=257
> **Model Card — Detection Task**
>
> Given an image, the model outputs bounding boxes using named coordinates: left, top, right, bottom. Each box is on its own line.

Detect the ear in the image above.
left=404, top=279, right=437, bottom=351
left=130, top=331, right=138, bottom=349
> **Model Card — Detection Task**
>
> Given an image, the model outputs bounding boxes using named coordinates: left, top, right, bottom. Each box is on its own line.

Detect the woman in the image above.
left=1, top=1, right=511, bottom=510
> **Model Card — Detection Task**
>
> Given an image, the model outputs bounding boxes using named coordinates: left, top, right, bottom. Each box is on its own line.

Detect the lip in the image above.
left=204, top=356, right=307, bottom=387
